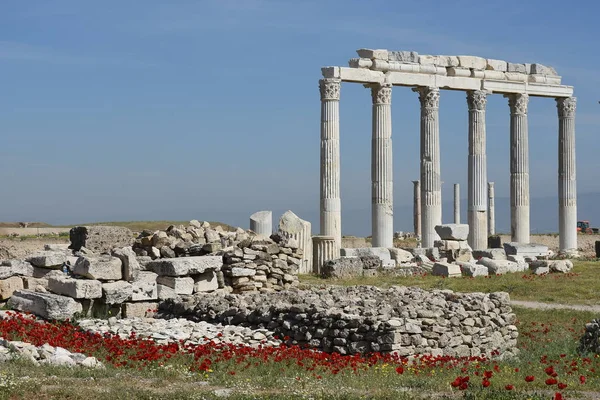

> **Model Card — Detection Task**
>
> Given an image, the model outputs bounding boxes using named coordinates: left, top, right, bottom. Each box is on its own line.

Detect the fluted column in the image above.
left=250, top=210, right=272, bottom=236
left=488, top=182, right=495, bottom=236
left=412, top=180, right=421, bottom=241
left=414, top=87, right=441, bottom=248
left=371, top=83, right=393, bottom=248
left=454, top=183, right=460, bottom=224
left=312, top=235, right=336, bottom=275
left=557, top=97, right=577, bottom=254
left=319, top=78, right=341, bottom=256
left=507, top=93, right=530, bottom=243
left=467, top=90, right=488, bottom=250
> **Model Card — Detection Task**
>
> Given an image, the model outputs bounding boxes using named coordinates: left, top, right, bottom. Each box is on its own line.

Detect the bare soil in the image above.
left=0, top=237, right=69, bottom=260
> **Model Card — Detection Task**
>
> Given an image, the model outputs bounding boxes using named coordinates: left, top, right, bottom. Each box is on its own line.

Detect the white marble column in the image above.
left=488, top=182, right=495, bottom=236
left=454, top=183, right=460, bottom=224
left=371, top=83, right=393, bottom=248
left=312, top=235, right=336, bottom=275
left=412, top=180, right=421, bottom=241
left=319, top=78, right=341, bottom=255
left=556, top=97, right=577, bottom=254
left=467, top=90, right=488, bottom=250
left=414, top=87, right=441, bottom=248
left=507, top=93, right=530, bottom=243
left=249, top=211, right=272, bottom=237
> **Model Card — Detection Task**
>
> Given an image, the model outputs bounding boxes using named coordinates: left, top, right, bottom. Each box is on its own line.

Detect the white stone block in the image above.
left=471, top=70, right=484, bottom=78
left=418, top=55, right=438, bottom=65
left=549, top=260, right=573, bottom=273
left=321, top=66, right=341, bottom=79
left=102, top=281, right=133, bottom=304
left=193, top=270, right=219, bottom=292
left=458, top=262, right=488, bottom=277
left=122, top=302, right=157, bottom=318
left=8, top=290, right=82, bottom=320
left=111, top=247, right=140, bottom=282
left=157, top=284, right=178, bottom=300
left=457, top=56, right=486, bottom=70
left=439, top=56, right=459, bottom=67
left=348, top=58, right=373, bottom=68
left=418, top=64, right=438, bottom=75
left=530, top=63, right=558, bottom=76
left=486, top=59, right=508, bottom=71
left=356, top=48, right=388, bottom=60
left=0, top=260, right=33, bottom=279
left=432, top=262, right=461, bottom=277
left=73, top=256, right=122, bottom=281
left=131, top=271, right=158, bottom=301
left=388, top=248, right=413, bottom=264
left=434, top=224, right=469, bottom=241
left=446, top=67, right=471, bottom=77
left=477, top=258, right=518, bottom=275
left=0, top=276, right=24, bottom=299
left=156, top=276, right=194, bottom=295
left=388, top=50, right=419, bottom=63
left=505, top=72, right=528, bottom=82
left=48, top=276, right=102, bottom=299
left=338, top=67, right=385, bottom=83
left=340, top=247, right=392, bottom=261
left=483, top=70, right=507, bottom=80
left=503, top=242, right=549, bottom=257
left=26, top=251, right=67, bottom=269
left=22, top=277, right=48, bottom=291
left=507, top=63, right=527, bottom=73
left=148, top=256, right=223, bottom=276
left=231, top=267, right=256, bottom=277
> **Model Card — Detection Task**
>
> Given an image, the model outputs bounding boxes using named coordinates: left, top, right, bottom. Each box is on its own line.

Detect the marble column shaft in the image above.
left=488, top=182, right=495, bottom=236
left=557, top=97, right=577, bottom=253
left=414, top=86, right=441, bottom=248
left=312, top=235, right=336, bottom=275
left=507, top=93, right=530, bottom=243
left=319, top=78, right=342, bottom=254
left=249, top=211, right=272, bottom=237
left=454, top=183, right=460, bottom=224
left=467, top=90, right=488, bottom=250
left=371, top=83, right=393, bottom=248
left=412, top=180, right=421, bottom=240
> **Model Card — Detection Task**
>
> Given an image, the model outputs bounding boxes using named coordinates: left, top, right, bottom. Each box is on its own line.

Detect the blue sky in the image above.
left=1, top=0, right=599, bottom=235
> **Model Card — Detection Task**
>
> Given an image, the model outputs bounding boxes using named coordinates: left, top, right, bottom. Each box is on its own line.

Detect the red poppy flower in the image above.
left=546, top=378, right=558, bottom=385
left=482, top=379, right=491, bottom=388
left=580, top=375, right=586, bottom=384
left=525, top=375, right=535, bottom=382
left=557, top=382, right=567, bottom=390
left=395, top=366, right=404, bottom=374
left=505, top=384, right=514, bottom=390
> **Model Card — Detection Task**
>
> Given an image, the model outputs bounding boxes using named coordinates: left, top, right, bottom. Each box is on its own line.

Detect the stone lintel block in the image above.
left=503, top=242, right=549, bottom=257
left=434, top=224, right=469, bottom=241
left=348, top=58, right=373, bottom=68
left=102, top=281, right=133, bottom=304
left=431, top=262, right=461, bottom=277
left=156, top=276, right=194, bottom=295
left=122, top=302, right=157, bottom=318
left=446, top=67, right=471, bottom=77
left=8, top=290, right=83, bottom=320
left=0, top=276, right=24, bottom=299
left=507, top=63, right=527, bottom=73
left=485, top=59, right=508, bottom=71
left=131, top=271, right=158, bottom=301
left=356, top=48, right=388, bottom=60
left=48, top=276, right=102, bottom=299
left=26, top=251, right=67, bottom=269
left=73, top=256, right=122, bottom=281
left=388, top=50, right=419, bottom=63
left=340, top=247, right=391, bottom=261
left=483, top=70, right=507, bottom=80
left=457, top=56, right=486, bottom=70
left=530, top=63, right=558, bottom=76
left=505, top=72, right=528, bottom=82
left=148, top=256, right=223, bottom=276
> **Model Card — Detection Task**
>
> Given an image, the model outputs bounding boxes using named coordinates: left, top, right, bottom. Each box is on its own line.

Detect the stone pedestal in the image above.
left=414, top=87, right=441, bottom=248
left=556, top=97, right=577, bottom=254
left=371, top=83, right=393, bottom=248
left=488, top=182, right=495, bottom=236
left=412, top=180, right=421, bottom=241
left=279, top=210, right=313, bottom=274
left=312, top=236, right=337, bottom=275
left=467, top=90, right=488, bottom=251
left=454, top=183, right=460, bottom=224
left=249, top=211, right=272, bottom=237
left=319, top=79, right=342, bottom=251
left=507, top=93, right=530, bottom=243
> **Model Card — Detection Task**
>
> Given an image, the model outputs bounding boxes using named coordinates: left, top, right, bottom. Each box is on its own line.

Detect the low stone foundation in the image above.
left=160, top=286, right=519, bottom=358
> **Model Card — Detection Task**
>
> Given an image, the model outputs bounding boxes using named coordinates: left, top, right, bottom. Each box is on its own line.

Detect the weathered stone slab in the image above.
left=102, top=281, right=133, bottom=304
left=111, top=247, right=140, bottom=282
left=356, top=48, right=388, bottom=60
left=0, top=276, right=24, bottom=299
left=434, top=224, right=469, bottom=241
left=529, top=261, right=550, bottom=275
left=549, top=259, right=573, bottom=273
left=457, top=262, right=488, bottom=277
left=157, top=284, right=178, bottom=300
left=388, top=51, right=419, bottom=63
left=8, top=290, right=83, bottom=320
left=321, top=257, right=363, bottom=279
left=486, top=59, right=508, bottom=72
left=503, top=242, right=549, bottom=258
left=477, top=257, right=518, bottom=275
left=0, top=260, right=33, bottom=279
left=457, top=56, right=486, bottom=70
left=156, top=276, right=194, bottom=295
left=32, top=267, right=63, bottom=279
left=507, top=63, right=527, bottom=73
left=530, top=63, right=558, bottom=76
left=473, top=248, right=507, bottom=260
left=131, top=271, right=158, bottom=301
left=26, top=251, right=67, bottom=269
left=432, top=262, right=461, bottom=277
left=193, top=270, right=219, bottom=292
left=48, top=276, right=102, bottom=299
left=22, top=276, right=49, bottom=291
left=69, top=226, right=134, bottom=254
left=122, top=302, right=157, bottom=318
left=73, top=256, right=122, bottom=281
left=44, top=244, right=70, bottom=251
left=230, top=267, right=256, bottom=277
left=388, top=248, right=413, bottom=264
left=340, top=247, right=391, bottom=260
left=506, top=255, right=528, bottom=271
left=148, top=256, right=222, bottom=276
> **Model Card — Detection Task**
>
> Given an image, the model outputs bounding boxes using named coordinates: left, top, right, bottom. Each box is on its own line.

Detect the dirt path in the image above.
left=511, top=299, right=600, bottom=313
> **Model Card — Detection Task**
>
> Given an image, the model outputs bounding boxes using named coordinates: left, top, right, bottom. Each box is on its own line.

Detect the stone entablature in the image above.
left=322, top=49, right=572, bottom=98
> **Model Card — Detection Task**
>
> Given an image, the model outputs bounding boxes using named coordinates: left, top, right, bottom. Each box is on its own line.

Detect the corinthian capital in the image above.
left=413, top=86, right=440, bottom=109
left=371, top=83, right=392, bottom=105
left=507, top=93, right=529, bottom=115
left=466, top=90, right=488, bottom=111
left=556, top=97, right=576, bottom=118
left=319, top=78, right=341, bottom=101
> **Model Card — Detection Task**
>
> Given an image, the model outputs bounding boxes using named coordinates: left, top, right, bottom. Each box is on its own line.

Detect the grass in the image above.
left=0, top=307, right=598, bottom=399
left=300, top=260, right=600, bottom=305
